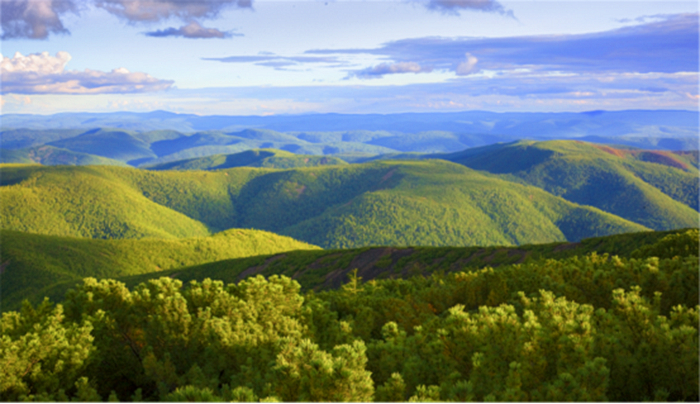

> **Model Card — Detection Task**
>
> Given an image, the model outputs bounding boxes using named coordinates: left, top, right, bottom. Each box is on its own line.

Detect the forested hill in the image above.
left=439, top=140, right=700, bottom=230
left=1, top=160, right=651, bottom=248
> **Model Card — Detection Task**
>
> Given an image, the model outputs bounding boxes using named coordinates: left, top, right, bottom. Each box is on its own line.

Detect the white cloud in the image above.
left=145, top=21, right=238, bottom=38
left=422, top=0, right=514, bottom=16
left=455, top=53, right=478, bottom=75
left=1, top=51, right=174, bottom=94
left=1, top=51, right=71, bottom=74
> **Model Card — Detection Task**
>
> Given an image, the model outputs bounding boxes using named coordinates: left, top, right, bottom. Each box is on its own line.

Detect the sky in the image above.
left=1, top=0, right=698, bottom=115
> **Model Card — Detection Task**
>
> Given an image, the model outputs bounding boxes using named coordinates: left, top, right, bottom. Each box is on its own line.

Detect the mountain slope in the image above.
left=442, top=140, right=699, bottom=230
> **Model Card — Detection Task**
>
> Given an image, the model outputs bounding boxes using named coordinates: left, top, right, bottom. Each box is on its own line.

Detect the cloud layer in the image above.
left=94, top=0, right=250, bottom=23
left=307, top=13, right=698, bottom=78
left=1, top=51, right=174, bottom=94
left=145, top=21, right=239, bottom=38
left=422, top=0, right=513, bottom=16
left=204, top=53, right=345, bottom=70
left=352, top=62, right=433, bottom=79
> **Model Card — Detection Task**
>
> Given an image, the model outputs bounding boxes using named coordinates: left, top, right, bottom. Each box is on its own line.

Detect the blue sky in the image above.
left=1, top=0, right=698, bottom=115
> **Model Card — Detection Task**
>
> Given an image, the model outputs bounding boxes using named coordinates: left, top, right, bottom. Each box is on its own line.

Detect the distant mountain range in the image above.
left=2, top=110, right=698, bottom=167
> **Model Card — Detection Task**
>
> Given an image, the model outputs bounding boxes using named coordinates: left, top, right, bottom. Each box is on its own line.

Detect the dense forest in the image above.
left=2, top=229, right=698, bottom=401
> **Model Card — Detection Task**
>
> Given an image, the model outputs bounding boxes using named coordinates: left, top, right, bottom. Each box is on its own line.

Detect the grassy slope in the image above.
left=443, top=140, right=699, bottom=230
left=0, top=145, right=127, bottom=166
left=0, top=229, right=320, bottom=310
left=1, top=161, right=648, bottom=248
left=146, top=149, right=347, bottom=171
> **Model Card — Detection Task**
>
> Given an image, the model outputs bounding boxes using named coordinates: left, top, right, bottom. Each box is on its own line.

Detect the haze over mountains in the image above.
left=2, top=110, right=698, bottom=168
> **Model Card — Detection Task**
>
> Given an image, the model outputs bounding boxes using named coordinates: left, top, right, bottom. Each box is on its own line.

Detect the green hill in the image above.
left=230, top=159, right=647, bottom=248
left=1, top=161, right=648, bottom=249
left=146, top=149, right=347, bottom=171
left=442, top=140, right=699, bottom=230
left=0, top=145, right=127, bottom=166
left=0, top=228, right=320, bottom=310
left=0, top=165, right=213, bottom=239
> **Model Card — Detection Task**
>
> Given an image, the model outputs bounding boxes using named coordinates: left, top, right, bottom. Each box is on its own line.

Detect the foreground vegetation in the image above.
left=1, top=229, right=697, bottom=401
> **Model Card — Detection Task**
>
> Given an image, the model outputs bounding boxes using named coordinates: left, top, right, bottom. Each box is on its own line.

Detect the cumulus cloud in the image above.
left=1, top=51, right=174, bottom=94
left=352, top=62, right=433, bottom=78
left=422, top=0, right=514, bottom=17
left=94, top=0, right=251, bottom=23
left=1, top=0, right=81, bottom=39
left=455, top=53, right=478, bottom=75
left=144, top=21, right=239, bottom=38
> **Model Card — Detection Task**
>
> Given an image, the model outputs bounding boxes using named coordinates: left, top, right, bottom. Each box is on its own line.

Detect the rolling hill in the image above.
left=441, top=140, right=699, bottom=230
left=1, top=160, right=650, bottom=249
